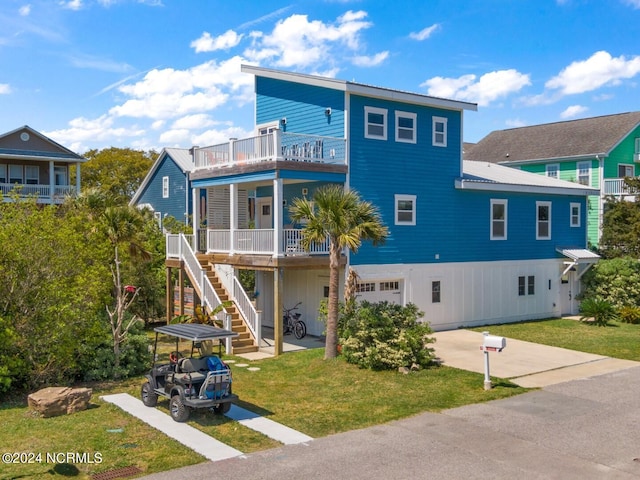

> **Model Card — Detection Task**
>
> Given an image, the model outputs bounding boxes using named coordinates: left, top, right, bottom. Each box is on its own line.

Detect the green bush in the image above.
left=579, top=298, right=619, bottom=327
left=580, top=257, right=640, bottom=309
left=618, top=305, right=640, bottom=324
left=339, top=301, right=436, bottom=371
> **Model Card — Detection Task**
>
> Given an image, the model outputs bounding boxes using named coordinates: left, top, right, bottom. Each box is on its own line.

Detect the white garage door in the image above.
left=356, top=280, right=403, bottom=304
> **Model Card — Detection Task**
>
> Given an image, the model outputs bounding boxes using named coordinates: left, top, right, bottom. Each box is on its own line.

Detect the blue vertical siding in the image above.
left=255, top=77, right=344, bottom=138
left=136, top=153, right=190, bottom=222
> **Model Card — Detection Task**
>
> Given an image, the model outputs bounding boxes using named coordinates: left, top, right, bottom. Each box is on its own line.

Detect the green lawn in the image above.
left=471, top=318, right=640, bottom=361
left=0, top=349, right=525, bottom=479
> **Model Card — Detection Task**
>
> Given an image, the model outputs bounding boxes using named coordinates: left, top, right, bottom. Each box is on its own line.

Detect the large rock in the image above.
left=28, top=386, right=92, bottom=418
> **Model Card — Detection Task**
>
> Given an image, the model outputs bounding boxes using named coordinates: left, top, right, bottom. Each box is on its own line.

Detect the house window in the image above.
left=395, top=194, right=416, bottom=225
left=577, top=161, right=591, bottom=186
left=635, top=138, right=640, bottom=159
left=154, top=211, right=162, bottom=228
left=618, top=164, right=634, bottom=178
left=432, top=117, right=447, bottom=147
left=356, top=282, right=376, bottom=293
left=365, top=107, right=387, bottom=140
left=518, top=276, right=535, bottom=296
left=0, top=164, right=6, bottom=183
left=395, top=111, right=417, bottom=143
left=536, top=201, right=551, bottom=240
left=490, top=199, right=507, bottom=240
left=570, top=202, right=581, bottom=227
left=9, top=165, right=22, bottom=183
left=546, top=164, right=559, bottom=179
left=162, top=176, right=169, bottom=198
left=380, top=281, right=399, bottom=291
left=25, top=166, right=39, bottom=185
left=432, top=281, right=441, bottom=303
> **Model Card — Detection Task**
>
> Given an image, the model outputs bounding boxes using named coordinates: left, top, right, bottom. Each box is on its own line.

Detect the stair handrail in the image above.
left=214, top=265, right=261, bottom=348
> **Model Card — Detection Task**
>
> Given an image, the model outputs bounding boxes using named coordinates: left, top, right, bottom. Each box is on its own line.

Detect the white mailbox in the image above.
left=482, top=334, right=506, bottom=352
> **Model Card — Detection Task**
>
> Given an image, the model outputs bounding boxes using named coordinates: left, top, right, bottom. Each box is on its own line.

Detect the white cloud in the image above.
left=191, top=30, right=243, bottom=53
left=0, top=84, right=11, bottom=94
left=352, top=51, right=388, bottom=67
left=422, top=69, right=531, bottom=106
left=192, top=126, right=252, bottom=148
left=505, top=118, right=527, bottom=128
left=560, top=105, right=588, bottom=119
left=409, top=24, right=440, bottom=41
left=623, top=0, right=640, bottom=8
left=171, top=114, right=217, bottom=130
left=60, top=0, right=83, bottom=10
left=546, top=50, right=640, bottom=95
left=244, top=10, right=374, bottom=69
left=159, top=128, right=190, bottom=144
left=19, top=4, right=31, bottom=16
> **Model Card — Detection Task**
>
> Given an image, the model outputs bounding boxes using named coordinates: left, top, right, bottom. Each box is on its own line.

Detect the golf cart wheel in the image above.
left=214, top=402, right=232, bottom=415
left=169, top=395, right=190, bottom=422
left=293, top=320, right=306, bottom=339
left=141, top=381, right=158, bottom=407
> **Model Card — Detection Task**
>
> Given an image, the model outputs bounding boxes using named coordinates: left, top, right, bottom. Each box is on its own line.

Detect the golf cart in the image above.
left=141, top=323, right=239, bottom=422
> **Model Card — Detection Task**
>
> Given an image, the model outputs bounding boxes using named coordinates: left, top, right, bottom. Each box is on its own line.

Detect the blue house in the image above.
left=131, top=147, right=195, bottom=228
left=166, top=66, right=598, bottom=355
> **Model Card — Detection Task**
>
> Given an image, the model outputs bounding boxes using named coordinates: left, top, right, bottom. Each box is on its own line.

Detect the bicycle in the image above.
left=283, top=302, right=307, bottom=339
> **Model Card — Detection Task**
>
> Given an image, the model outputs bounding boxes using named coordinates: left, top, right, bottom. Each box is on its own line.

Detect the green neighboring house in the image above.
left=466, top=111, right=640, bottom=247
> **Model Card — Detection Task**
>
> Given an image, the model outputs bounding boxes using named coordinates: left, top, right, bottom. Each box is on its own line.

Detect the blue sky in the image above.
left=1, top=0, right=640, bottom=153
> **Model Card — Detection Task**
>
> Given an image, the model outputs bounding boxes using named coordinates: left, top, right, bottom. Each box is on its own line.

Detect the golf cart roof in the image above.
left=154, top=323, right=239, bottom=341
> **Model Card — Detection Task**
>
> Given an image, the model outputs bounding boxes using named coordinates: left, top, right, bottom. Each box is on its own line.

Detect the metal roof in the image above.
left=458, top=160, right=599, bottom=196
left=557, top=248, right=601, bottom=262
left=154, top=323, right=238, bottom=341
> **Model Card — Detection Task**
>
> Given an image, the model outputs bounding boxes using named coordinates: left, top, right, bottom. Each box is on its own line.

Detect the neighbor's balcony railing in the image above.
left=603, top=178, right=639, bottom=196
left=0, top=183, right=77, bottom=202
left=193, top=130, right=346, bottom=169
left=204, top=228, right=330, bottom=256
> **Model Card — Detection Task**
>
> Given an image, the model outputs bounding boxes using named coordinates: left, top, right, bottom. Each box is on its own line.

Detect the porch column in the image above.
left=273, top=178, right=283, bottom=257
left=192, top=187, right=200, bottom=250
left=165, top=266, right=172, bottom=324
left=230, top=183, right=237, bottom=255
left=273, top=267, right=283, bottom=356
left=75, top=163, right=81, bottom=193
left=49, top=160, right=55, bottom=201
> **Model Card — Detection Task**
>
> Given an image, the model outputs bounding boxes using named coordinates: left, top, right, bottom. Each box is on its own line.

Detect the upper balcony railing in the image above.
left=0, top=183, right=77, bottom=203
left=194, top=130, right=346, bottom=170
left=603, top=178, right=639, bottom=197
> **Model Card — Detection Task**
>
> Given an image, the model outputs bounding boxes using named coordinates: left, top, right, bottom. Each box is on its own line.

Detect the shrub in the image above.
left=339, top=301, right=435, bottom=371
left=579, top=298, right=619, bottom=327
left=580, top=257, right=640, bottom=309
left=618, top=305, right=640, bottom=324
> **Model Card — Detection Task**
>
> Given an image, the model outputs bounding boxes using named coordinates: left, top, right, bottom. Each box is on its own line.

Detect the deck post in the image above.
left=165, top=266, right=172, bottom=324
left=273, top=178, right=283, bottom=258
left=273, top=267, right=283, bottom=356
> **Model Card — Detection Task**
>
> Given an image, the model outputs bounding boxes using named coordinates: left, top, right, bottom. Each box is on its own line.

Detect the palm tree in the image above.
left=289, top=185, right=388, bottom=359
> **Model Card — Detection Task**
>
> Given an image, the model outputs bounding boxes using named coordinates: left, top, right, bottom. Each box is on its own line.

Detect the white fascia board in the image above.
left=241, top=64, right=348, bottom=91
left=498, top=153, right=607, bottom=166
left=0, top=153, right=85, bottom=163
left=455, top=179, right=599, bottom=196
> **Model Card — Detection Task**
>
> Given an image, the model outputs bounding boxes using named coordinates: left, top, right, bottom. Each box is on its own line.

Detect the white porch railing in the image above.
left=194, top=131, right=346, bottom=169
left=204, top=228, right=330, bottom=255
left=0, top=183, right=77, bottom=201
left=604, top=178, right=639, bottom=196
left=283, top=228, right=330, bottom=254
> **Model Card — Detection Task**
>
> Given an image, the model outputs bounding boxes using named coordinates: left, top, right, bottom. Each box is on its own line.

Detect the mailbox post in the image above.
left=480, top=331, right=506, bottom=390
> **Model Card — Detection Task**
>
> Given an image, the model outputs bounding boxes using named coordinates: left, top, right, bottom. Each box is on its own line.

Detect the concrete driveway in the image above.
left=431, top=329, right=640, bottom=387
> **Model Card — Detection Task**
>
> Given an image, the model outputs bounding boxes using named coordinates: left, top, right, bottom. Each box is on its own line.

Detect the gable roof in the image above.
left=457, top=160, right=599, bottom=196
left=0, top=125, right=85, bottom=162
left=465, top=111, right=640, bottom=163
left=241, top=64, right=478, bottom=112
left=129, top=148, right=193, bottom=206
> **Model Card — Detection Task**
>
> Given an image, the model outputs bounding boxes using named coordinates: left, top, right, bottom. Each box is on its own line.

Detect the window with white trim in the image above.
left=536, top=201, right=551, bottom=240
left=432, top=281, right=441, bottom=303
left=0, top=164, right=6, bottom=183
left=518, top=275, right=535, bottom=296
left=635, top=137, right=640, bottom=157
left=162, top=176, right=169, bottom=198
left=9, top=165, right=22, bottom=183
left=432, top=117, right=447, bottom=147
left=395, top=194, right=416, bottom=225
left=577, top=161, right=591, bottom=186
left=25, top=165, right=39, bottom=185
left=546, top=164, right=559, bottom=179
left=365, top=107, right=387, bottom=140
left=395, top=111, right=417, bottom=143
left=356, top=282, right=376, bottom=293
left=490, top=199, right=507, bottom=240
left=154, top=211, right=162, bottom=228
left=570, top=202, right=581, bottom=227
left=380, top=281, right=399, bottom=291
left=618, top=164, right=634, bottom=178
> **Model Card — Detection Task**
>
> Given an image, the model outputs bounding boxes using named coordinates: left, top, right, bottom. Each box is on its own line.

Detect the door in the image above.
left=560, top=271, right=578, bottom=315
left=256, top=197, right=272, bottom=229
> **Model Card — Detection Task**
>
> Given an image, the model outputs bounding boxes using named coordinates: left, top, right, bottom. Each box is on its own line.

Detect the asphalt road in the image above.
left=141, top=365, right=640, bottom=480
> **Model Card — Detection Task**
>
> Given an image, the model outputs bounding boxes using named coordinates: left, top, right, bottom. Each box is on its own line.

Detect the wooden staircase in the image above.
left=197, top=257, right=259, bottom=355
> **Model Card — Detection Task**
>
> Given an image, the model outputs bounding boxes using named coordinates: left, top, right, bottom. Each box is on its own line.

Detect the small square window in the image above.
left=518, top=276, right=526, bottom=296
left=395, top=194, right=416, bottom=225
left=9, top=164, right=23, bottom=183
left=536, top=201, right=551, bottom=240
left=570, top=202, right=580, bottom=227
left=162, top=176, right=169, bottom=198
left=490, top=199, right=507, bottom=240
left=528, top=276, right=535, bottom=295
left=365, top=107, right=387, bottom=140
left=25, top=165, right=39, bottom=185
left=577, top=161, right=590, bottom=186
left=432, top=117, right=447, bottom=147
left=546, top=164, right=559, bottom=179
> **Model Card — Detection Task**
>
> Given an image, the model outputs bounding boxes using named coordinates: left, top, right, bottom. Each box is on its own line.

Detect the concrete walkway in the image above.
left=101, top=393, right=311, bottom=461
left=432, top=329, right=640, bottom=387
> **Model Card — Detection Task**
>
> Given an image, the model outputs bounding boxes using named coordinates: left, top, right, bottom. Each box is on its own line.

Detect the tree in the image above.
left=289, top=185, right=388, bottom=360
left=80, top=147, right=155, bottom=203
